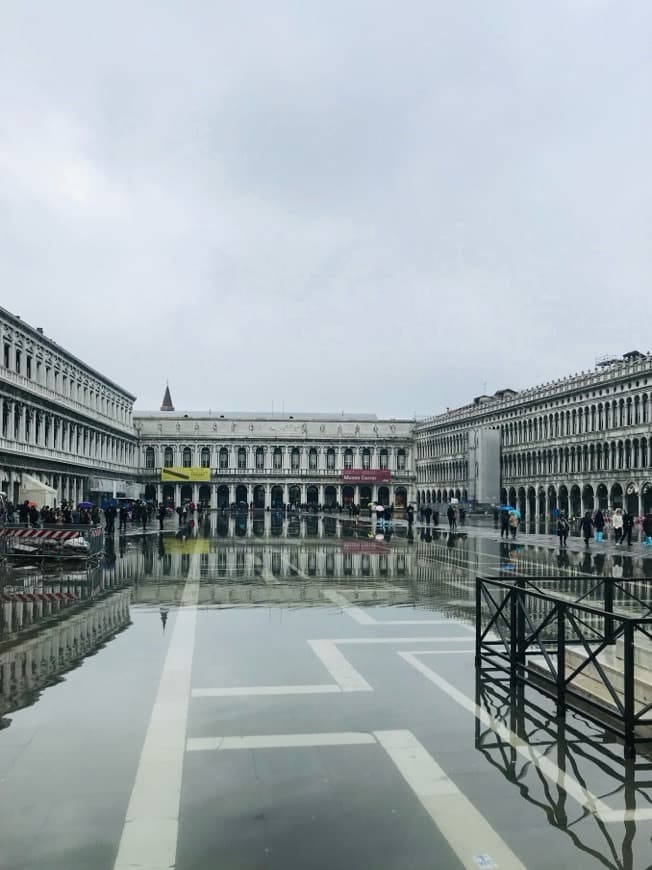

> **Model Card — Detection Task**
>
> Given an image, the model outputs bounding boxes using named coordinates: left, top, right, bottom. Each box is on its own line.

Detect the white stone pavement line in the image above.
left=374, top=730, right=526, bottom=870
left=187, top=732, right=377, bottom=751
left=398, top=652, right=652, bottom=824
left=186, top=729, right=525, bottom=870
left=113, top=559, right=200, bottom=870
left=191, top=637, right=473, bottom=699
left=321, top=588, right=474, bottom=629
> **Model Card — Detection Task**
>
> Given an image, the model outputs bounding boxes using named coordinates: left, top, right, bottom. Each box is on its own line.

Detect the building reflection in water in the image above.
left=0, top=586, right=131, bottom=726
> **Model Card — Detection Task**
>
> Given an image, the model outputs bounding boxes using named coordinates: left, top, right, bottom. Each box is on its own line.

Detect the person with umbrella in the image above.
left=500, top=508, right=510, bottom=539
left=508, top=509, right=519, bottom=539
left=579, top=511, right=594, bottom=547
left=557, top=512, right=570, bottom=549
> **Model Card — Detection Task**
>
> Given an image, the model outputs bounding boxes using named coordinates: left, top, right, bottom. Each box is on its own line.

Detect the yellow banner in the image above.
left=160, top=467, right=211, bottom=482
left=163, top=537, right=210, bottom=555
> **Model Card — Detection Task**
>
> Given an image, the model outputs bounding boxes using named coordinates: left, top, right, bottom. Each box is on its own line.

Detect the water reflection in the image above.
left=0, top=588, right=131, bottom=725
left=475, top=672, right=652, bottom=869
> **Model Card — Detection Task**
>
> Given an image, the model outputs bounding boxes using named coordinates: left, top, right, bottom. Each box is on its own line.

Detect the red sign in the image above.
left=342, top=538, right=391, bottom=554
left=341, top=469, right=391, bottom=483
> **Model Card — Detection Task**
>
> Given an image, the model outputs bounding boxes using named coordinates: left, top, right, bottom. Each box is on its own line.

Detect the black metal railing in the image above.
left=476, top=574, right=652, bottom=757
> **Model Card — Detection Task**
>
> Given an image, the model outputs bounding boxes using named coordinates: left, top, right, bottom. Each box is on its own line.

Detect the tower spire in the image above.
left=160, top=382, right=175, bottom=412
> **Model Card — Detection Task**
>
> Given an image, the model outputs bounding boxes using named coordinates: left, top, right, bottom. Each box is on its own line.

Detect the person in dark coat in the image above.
left=158, top=504, right=167, bottom=531
left=621, top=511, right=635, bottom=546
left=557, top=514, right=570, bottom=549
left=579, top=511, right=594, bottom=547
left=500, top=511, right=510, bottom=539
left=643, top=513, right=652, bottom=546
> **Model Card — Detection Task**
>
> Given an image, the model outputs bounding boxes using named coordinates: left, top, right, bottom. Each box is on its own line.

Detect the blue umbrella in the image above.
left=509, top=508, right=522, bottom=519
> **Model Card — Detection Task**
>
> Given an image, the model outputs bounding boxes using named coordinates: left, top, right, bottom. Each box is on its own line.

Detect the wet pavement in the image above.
left=2, top=513, right=652, bottom=869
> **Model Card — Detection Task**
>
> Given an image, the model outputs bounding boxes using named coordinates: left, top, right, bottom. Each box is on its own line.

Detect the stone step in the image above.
left=564, top=646, right=652, bottom=714
left=614, top=634, right=652, bottom=670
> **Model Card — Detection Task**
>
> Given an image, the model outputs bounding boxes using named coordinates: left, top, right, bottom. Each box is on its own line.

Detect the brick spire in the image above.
left=160, top=383, right=175, bottom=412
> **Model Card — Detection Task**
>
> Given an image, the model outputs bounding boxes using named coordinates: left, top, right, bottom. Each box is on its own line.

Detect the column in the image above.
left=192, top=483, right=199, bottom=505
left=318, top=484, right=324, bottom=505
left=246, top=484, right=253, bottom=504
left=212, top=484, right=218, bottom=509
left=265, top=483, right=271, bottom=507
left=301, top=484, right=306, bottom=504
left=156, top=484, right=163, bottom=503
left=228, top=483, right=235, bottom=504
left=283, top=483, right=289, bottom=504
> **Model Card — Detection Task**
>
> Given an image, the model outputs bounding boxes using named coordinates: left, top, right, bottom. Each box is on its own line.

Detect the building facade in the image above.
left=415, top=352, right=652, bottom=524
left=0, top=307, right=139, bottom=506
left=135, top=409, right=415, bottom=509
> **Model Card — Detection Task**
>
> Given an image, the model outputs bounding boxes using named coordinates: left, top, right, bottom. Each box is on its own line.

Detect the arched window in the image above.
left=238, top=447, right=247, bottom=469
left=256, top=447, right=265, bottom=469
left=379, top=449, right=388, bottom=469
left=362, top=448, right=371, bottom=470
left=145, top=446, right=155, bottom=468
left=273, top=447, right=282, bottom=469
left=291, top=447, right=300, bottom=470
left=164, top=447, right=173, bottom=468
left=326, top=448, right=335, bottom=470
left=219, top=447, right=229, bottom=469
left=309, top=448, right=318, bottom=470
left=344, top=448, right=353, bottom=469
left=182, top=447, right=192, bottom=467
left=200, top=447, right=210, bottom=467
left=397, top=449, right=406, bottom=471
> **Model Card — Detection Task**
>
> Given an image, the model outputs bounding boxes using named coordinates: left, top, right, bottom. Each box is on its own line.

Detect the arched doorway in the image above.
left=394, top=487, right=407, bottom=508
left=559, top=485, right=569, bottom=514
left=253, top=485, right=265, bottom=509
left=626, top=483, right=639, bottom=515
left=217, top=484, right=229, bottom=508
left=359, top=485, right=371, bottom=507
left=162, top=483, right=175, bottom=504
left=377, top=486, right=389, bottom=506
left=518, top=487, right=526, bottom=518
left=145, top=484, right=156, bottom=502
left=570, top=485, right=581, bottom=517
left=271, top=485, right=283, bottom=509
left=325, top=485, right=337, bottom=508
left=426, top=491, right=431, bottom=504
left=500, top=487, right=507, bottom=505
left=343, top=485, right=354, bottom=506
left=199, top=484, right=211, bottom=507
left=610, top=482, right=623, bottom=509
left=235, top=484, right=248, bottom=506
left=306, top=485, right=318, bottom=506
left=643, top=483, right=652, bottom=514
left=582, top=484, right=594, bottom=513
left=289, top=485, right=301, bottom=506
left=181, top=483, right=192, bottom=503
left=596, top=483, right=608, bottom=511
left=508, top=487, right=517, bottom=508
left=527, top=487, right=536, bottom=530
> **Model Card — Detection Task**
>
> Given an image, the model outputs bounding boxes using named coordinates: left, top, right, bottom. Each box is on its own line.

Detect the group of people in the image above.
left=418, top=504, right=465, bottom=530
left=572, top=508, right=652, bottom=548
left=499, top=510, right=521, bottom=539
left=1, top=499, right=100, bottom=527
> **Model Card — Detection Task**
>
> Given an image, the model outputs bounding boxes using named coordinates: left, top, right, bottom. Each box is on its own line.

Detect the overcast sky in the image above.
left=1, top=1, right=650, bottom=418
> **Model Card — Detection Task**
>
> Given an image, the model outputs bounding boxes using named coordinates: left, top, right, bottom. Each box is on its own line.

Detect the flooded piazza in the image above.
left=2, top=513, right=652, bottom=869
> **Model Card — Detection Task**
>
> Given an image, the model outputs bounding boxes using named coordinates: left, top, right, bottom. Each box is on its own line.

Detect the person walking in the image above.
left=643, top=513, right=652, bottom=547
left=500, top=511, right=510, bottom=539
left=119, top=505, right=128, bottom=533
left=579, top=511, right=594, bottom=547
left=612, top=508, right=624, bottom=544
left=622, top=511, right=634, bottom=546
left=593, top=509, right=605, bottom=542
left=447, top=505, right=456, bottom=531
left=557, top=514, right=570, bottom=549
left=158, top=504, right=166, bottom=531
left=424, top=505, right=432, bottom=525
left=509, top=511, right=519, bottom=539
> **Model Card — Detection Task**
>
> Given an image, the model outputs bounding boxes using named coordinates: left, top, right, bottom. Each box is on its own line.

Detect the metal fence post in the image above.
left=475, top=577, right=482, bottom=667
left=516, top=577, right=526, bottom=675
left=557, top=601, right=566, bottom=717
left=623, top=620, right=635, bottom=758
left=510, top=586, right=518, bottom=681
left=604, top=578, right=615, bottom=645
